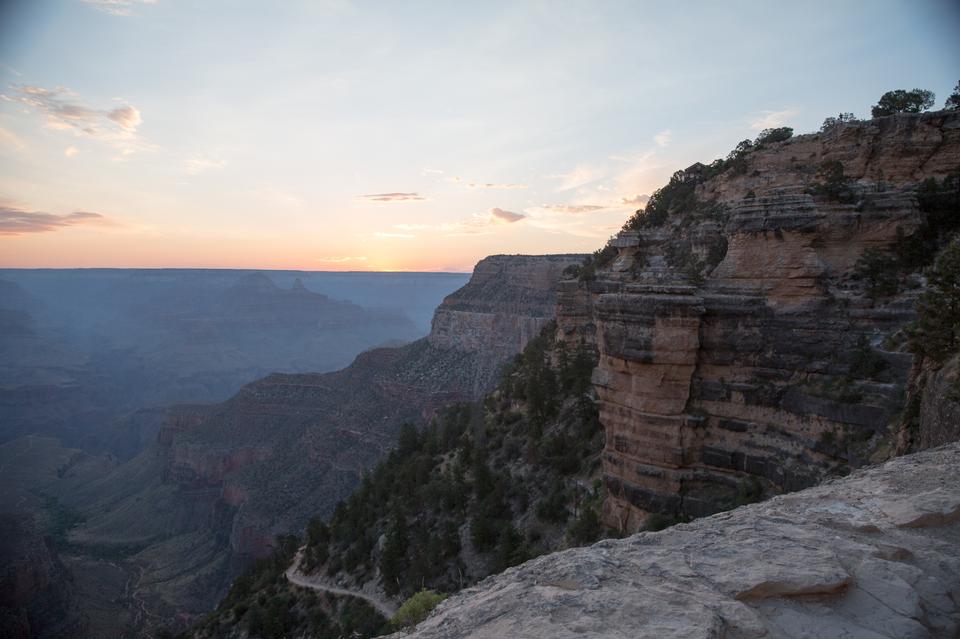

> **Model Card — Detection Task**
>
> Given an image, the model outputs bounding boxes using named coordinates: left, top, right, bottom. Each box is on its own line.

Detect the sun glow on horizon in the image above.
left=1, top=1, right=957, bottom=270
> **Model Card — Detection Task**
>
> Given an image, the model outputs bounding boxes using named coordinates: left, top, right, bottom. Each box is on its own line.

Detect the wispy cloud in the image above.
left=106, top=105, right=142, bottom=130
left=550, top=164, right=601, bottom=191
left=0, top=126, right=24, bottom=151
left=64, top=146, right=79, bottom=157
left=0, top=205, right=114, bottom=235
left=441, top=207, right=526, bottom=236
left=750, top=108, right=799, bottom=131
left=81, top=0, right=158, bottom=16
left=420, top=168, right=444, bottom=176
left=356, top=192, right=426, bottom=202
left=620, top=194, right=649, bottom=207
left=466, top=182, right=529, bottom=190
left=374, top=231, right=415, bottom=238
left=393, top=223, right=432, bottom=231
left=318, top=256, right=367, bottom=263
left=2, top=84, right=148, bottom=154
left=184, top=154, right=226, bottom=175
left=535, top=204, right=606, bottom=214
left=653, top=129, right=672, bottom=147
left=489, top=207, right=525, bottom=223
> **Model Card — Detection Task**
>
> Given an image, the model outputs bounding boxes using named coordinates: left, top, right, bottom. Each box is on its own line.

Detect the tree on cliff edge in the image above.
left=946, top=81, right=960, bottom=110
left=871, top=88, right=935, bottom=117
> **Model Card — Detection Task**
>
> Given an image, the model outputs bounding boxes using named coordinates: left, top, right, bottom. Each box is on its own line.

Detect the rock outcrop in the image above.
left=556, top=110, right=960, bottom=532
left=57, top=254, right=581, bottom=633
left=429, top=255, right=583, bottom=395
left=391, top=443, right=960, bottom=639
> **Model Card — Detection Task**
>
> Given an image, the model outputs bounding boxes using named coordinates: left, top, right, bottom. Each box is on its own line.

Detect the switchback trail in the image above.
left=284, top=549, right=398, bottom=619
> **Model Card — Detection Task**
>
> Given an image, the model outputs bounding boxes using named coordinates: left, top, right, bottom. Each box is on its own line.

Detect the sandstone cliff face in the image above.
left=59, top=254, right=581, bottom=632
left=430, top=255, right=583, bottom=395
left=556, top=111, right=960, bottom=532
left=391, top=443, right=960, bottom=639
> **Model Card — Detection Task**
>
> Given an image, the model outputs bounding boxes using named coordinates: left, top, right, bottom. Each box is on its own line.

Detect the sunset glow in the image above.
left=1, top=0, right=957, bottom=271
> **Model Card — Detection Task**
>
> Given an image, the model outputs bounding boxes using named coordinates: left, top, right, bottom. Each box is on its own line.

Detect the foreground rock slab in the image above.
left=394, top=444, right=960, bottom=638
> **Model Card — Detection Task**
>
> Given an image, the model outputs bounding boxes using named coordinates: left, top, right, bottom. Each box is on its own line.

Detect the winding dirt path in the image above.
left=284, top=549, right=398, bottom=619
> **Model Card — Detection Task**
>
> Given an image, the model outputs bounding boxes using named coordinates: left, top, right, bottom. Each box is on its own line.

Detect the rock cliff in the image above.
left=57, top=254, right=581, bottom=633
left=429, top=254, right=584, bottom=395
left=391, top=442, right=960, bottom=639
left=0, top=515, right=87, bottom=639
left=555, top=110, right=960, bottom=532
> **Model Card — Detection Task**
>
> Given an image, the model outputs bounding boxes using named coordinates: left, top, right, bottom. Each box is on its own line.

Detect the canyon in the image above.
left=0, top=270, right=457, bottom=455
left=52, top=254, right=581, bottom=634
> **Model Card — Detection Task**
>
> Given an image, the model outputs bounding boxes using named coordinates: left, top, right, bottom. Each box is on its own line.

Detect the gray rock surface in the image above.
left=394, top=444, right=960, bottom=638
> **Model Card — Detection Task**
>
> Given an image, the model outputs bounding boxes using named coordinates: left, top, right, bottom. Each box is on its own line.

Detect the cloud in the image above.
left=620, top=194, right=649, bottom=207
left=489, top=207, right=525, bottom=223
left=393, top=223, right=432, bottom=231
left=64, top=146, right=79, bottom=157
left=318, top=256, right=367, bottom=263
left=3, top=84, right=147, bottom=154
left=0, top=205, right=113, bottom=235
left=549, top=164, right=601, bottom=191
left=750, top=109, right=799, bottom=131
left=107, top=105, right=142, bottom=130
left=356, top=192, right=426, bottom=202
left=184, top=154, right=226, bottom=175
left=420, top=168, right=444, bottom=176
left=653, top=129, right=672, bottom=147
left=374, top=231, right=415, bottom=238
left=466, top=182, right=529, bottom=190
left=81, top=0, right=157, bottom=16
left=0, top=126, right=24, bottom=151
left=536, top=204, right=606, bottom=214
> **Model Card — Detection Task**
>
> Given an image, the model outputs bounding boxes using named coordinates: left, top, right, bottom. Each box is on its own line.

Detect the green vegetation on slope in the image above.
left=308, top=322, right=605, bottom=598
left=910, top=239, right=960, bottom=363
left=854, top=171, right=960, bottom=299
left=186, top=535, right=388, bottom=639
left=184, top=322, right=607, bottom=638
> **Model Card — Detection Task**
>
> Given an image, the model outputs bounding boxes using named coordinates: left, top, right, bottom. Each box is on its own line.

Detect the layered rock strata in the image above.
left=556, top=110, right=960, bottom=532
left=391, top=443, right=960, bottom=639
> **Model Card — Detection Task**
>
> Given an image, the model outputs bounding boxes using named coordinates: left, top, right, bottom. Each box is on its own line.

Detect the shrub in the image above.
left=644, top=513, right=681, bottom=532
left=821, top=112, right=858, bottom=131
left=577, top=245, right=617, bottom=281
left=849, top=335, right=888, bottom=379
left=810, top=160, right=855, bottom=203
left=754, top=127, right=793, bottom=146
left=391, top=589, right=447, bottom=629
left=623, top=168, right=700, bottom=230
left=853, top=248, right=901, bottom=298
left=871, top=88, right=935, bottom=117
left=946, top=81, right=960, bottom=110
left=567, top=504, right=602, bottom=545
left=909, top=240, right=960, bottom=362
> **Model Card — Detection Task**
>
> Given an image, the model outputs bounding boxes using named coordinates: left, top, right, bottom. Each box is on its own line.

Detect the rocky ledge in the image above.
left=395, top=443, right=960, bottom=638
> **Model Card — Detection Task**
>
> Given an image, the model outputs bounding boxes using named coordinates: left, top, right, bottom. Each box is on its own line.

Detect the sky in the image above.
left=0, top=0, right=957, bottom=272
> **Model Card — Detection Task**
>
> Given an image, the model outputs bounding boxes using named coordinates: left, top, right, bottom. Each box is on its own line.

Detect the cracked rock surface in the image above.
left=394, top=444, right=960, bottom=638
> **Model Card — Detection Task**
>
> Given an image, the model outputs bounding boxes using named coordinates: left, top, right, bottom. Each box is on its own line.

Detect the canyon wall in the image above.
left=429, top=254, right=584, bottom=395
left=555, top=110, right=960, bottom=532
